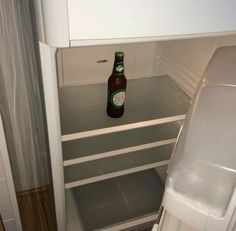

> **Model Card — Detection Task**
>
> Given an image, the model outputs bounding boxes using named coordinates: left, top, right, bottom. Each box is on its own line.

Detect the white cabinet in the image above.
left=34, top=0, right=236, bottom=47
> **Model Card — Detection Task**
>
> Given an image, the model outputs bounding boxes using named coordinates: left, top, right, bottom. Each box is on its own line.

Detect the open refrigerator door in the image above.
left=158, top=46, right=236, bottom=231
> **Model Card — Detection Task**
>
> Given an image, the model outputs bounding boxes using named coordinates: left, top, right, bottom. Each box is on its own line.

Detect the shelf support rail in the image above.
left=64, top=138, right=176, bottom=166
left=62, top=114, right=186, bottom=142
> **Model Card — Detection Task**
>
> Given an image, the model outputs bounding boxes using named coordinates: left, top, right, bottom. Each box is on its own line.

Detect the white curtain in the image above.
left=0, top=0, right=56, bottom=229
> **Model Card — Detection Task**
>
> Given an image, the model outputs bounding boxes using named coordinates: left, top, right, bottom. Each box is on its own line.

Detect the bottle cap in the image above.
left=115, top=51, right=124, bottom=57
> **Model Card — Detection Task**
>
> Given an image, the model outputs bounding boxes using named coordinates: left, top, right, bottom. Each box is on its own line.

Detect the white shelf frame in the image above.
left=39, top=42, right=66, bottom=231
left=94, top=213, right=158, bottom=231
left=70, top=31, right=236, bottom=47
left=64, top=138, right=176, bottom=166
left=62, top=115, right=186, bottom=142
left=65, top=160, right=169, bottom=189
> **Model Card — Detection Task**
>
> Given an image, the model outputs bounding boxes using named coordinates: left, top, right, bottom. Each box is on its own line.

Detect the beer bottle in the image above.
left=107, top=52, right=127, bottom=118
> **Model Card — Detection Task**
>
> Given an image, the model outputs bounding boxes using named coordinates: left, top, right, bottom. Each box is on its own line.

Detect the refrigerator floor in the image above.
left=67, top=169, right=164, bottom=231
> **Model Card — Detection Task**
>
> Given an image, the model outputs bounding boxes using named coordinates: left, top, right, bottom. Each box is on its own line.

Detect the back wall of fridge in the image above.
left=57, top=34, right=236, bottom=96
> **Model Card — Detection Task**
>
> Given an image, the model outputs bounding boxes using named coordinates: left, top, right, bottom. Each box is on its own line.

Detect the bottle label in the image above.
left=110, top=89, right=126, bottom=108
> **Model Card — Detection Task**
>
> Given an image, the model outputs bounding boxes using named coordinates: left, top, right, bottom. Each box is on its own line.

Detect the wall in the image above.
left=57, top=43, right=163, bottom=87
left=157, top=34, right=236, bottom=96
left=58, top=34, right=236, bottom=93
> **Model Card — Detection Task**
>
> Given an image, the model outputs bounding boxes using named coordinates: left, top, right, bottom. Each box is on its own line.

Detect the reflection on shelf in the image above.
left=59, top=76, right=190, bottom=141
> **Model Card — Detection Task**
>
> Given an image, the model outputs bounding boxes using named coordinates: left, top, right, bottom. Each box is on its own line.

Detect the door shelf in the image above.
left=63, top=122, right=179, bottom=166
left=59, top=76, right=190, bottom=141
left=64, top=144, right=173, bottom=189
left=66, top=169, right=165, bottom=231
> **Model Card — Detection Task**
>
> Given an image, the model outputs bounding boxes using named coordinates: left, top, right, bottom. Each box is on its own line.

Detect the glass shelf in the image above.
left=64, top=144, right=173, bottom=188
left=63, top=122, right=179, bottom=166
left=59, top=76, right=190, bottom=140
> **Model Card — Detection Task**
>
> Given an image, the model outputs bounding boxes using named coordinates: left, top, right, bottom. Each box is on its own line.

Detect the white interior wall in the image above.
left=157, top=34, right=236, bottom=96
left=57, top=43, right=163, bottom=87
left=58, top=34, right=236, bottom=93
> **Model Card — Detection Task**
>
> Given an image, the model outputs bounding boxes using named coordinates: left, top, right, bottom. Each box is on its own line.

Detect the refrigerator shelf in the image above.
left=63, top=122, right=179, bottom=166
left=66, top=169, right=165, bottom=231
left=64, top=144, right=173, bottom=189
left=59, top=75, right=190, bottom=141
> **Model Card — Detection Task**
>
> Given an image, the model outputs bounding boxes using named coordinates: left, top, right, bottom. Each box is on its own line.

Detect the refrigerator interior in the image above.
left=55, top=34, right=236, bottom=231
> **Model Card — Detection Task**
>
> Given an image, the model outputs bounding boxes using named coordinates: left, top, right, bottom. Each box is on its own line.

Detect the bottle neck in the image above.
left=112, top=56, right=124, bottom=75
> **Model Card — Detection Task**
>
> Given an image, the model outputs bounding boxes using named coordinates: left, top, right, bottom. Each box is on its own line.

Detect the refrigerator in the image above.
left=32, top=1, right=236, bottom=230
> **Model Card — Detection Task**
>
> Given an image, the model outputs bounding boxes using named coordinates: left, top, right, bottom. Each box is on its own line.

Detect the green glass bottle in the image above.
left=106, top=52, right=127, bottom=118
